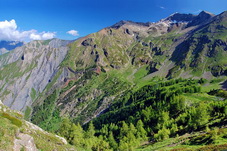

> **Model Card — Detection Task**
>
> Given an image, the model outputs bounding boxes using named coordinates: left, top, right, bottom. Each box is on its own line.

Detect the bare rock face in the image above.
left=0, top=39, right=70, bottom=111
left=14, top=133, right=38, bottom=151
left=0, top=101, right=70, bottom=151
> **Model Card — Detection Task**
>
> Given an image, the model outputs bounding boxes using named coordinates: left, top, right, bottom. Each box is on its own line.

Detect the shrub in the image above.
left=1, top=113, right=22, bottom=127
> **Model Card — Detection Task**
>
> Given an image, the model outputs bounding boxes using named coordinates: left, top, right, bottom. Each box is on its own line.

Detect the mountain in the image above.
left=0, top=10, right=225, bottom=121
left=163, top=11, right=215, bottom=26
left=43, top=10, right=226, bottom=123
left=0, top=40, right=24, bottom=55
left=0, top=39, right=72, bottom=112
left=0, top=48, right=9, bottom=55
left=0, top=11, right=226, bottom=150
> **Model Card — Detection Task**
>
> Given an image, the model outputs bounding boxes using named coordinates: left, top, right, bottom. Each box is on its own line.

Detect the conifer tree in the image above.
left=136, top=120, right=147, bottom=140
left=70, top=123, right=84, bottom=147
left=58, top=118, right=72, bottom=140
left=108, top=131, right=118, bottom=150
left=86, top=121, right=95, bottom=138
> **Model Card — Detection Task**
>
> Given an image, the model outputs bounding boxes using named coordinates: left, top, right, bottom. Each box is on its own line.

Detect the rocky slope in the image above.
left=0, top=39, right=71, bottom=111
left=0, top=100, right=75, bottom=151
left=46, top=10, right=226, bottom=124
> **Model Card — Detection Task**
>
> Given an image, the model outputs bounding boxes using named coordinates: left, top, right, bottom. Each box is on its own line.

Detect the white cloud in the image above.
left=30, top=33, right=41, bottom=40
left=42, top=32, right=55, bottom=39
left=67, top=30, right=79, bottom=36
left=160, top=6, right=165, bottom=9
left=0, top=19, right=56, bottom=41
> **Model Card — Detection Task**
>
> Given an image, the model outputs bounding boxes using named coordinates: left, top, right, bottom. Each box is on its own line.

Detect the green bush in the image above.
left=1, top=113, right=22, bottom=127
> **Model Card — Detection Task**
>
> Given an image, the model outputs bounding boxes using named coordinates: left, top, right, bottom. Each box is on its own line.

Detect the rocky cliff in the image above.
left=0, top=39, right=70, bottom=111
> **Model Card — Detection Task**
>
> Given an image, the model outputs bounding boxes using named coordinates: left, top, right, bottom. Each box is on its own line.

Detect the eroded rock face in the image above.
left=14, top=133, right=38, bottom=151
left=0, top=39, right=70, bottom=111
left=81, top=38, right=94, bottom=46
left=0, top=102, right=69, bottom=151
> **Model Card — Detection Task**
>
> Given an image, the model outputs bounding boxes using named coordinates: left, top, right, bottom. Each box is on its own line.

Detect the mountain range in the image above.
left=0, top=11, right=226, bottom=150
left=0, top=40, right=24, bottom=55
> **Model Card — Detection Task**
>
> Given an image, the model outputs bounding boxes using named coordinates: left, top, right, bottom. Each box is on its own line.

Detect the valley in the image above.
left=0, top=10, right=226, bottom=150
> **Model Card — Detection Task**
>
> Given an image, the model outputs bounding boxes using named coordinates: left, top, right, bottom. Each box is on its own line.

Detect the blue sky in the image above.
left=0, top=0, right=226, bottom=41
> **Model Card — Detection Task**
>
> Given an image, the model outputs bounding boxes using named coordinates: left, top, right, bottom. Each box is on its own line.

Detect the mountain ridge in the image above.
left=0, top=40, right=24, bottom=55
left=0, top=10, right=225, bottom=113
left=0, top=10, right=226, bottom=150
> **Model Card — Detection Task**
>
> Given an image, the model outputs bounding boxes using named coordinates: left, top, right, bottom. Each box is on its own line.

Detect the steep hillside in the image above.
left=29, top=11, right=227, bottom=126
left=31, top=78, right=227, bottom=151
left=0, top=39, right=71, bottom=112
left=0, top=100, right=75, bottom=151
left=169, top=11, right=227, bottom=78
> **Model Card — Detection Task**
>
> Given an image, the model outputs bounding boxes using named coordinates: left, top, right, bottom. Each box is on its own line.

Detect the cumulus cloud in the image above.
left=0, top=19, right=56, bottom=41
left=29, top=32, right=56, bottom=40
left=67, top=30, right=79, bottom=36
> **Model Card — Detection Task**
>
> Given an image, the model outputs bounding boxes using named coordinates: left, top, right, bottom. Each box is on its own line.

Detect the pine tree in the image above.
left=154, top=127, right=170, bottom=141
left=136, top=120, right=147, bottom=141
left=85, top=121, right=95, bottom=138
left=92, top=135, right=111, bottom=151
left=189, top=102, right=209, bottom=129
left=100, top=124, right=109, bottom=136
left=58, top=118, right=72, bottom=140
left=129, top=123, right=137, bottom=135
left=118, top=140, right=129, bottom=151
left=158, top=111, right=170, bottom=129
left=108, top=131, right=118, bottom=150
left=119, top=121, right=129, bottom=139
left=70, top=123, right=84, bottom=147
left=84, top=121, right=96, bottom=149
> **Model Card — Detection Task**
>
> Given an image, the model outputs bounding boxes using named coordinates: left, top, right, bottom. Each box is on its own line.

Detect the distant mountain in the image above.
left=0, top=48, right=9, bottom=55
left=0, top=40, right=24, bottom=55
left=163, top=11, right=214, bottom=23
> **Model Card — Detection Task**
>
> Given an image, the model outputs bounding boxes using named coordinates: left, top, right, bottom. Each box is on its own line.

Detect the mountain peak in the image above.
left=198, top=10, right=215, bottom=18
left=163, top=11, right=216, bottom=24
left=186, top=10, right=215, bottom=27
left=110, top=20, right=151, bottom=29
left=163, top=12, right=196, bottom=22
left=199, top=10, right=215, bottom=17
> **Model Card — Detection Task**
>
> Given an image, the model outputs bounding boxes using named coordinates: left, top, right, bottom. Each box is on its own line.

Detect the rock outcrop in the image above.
left=0, top=100, right=72, bottom=151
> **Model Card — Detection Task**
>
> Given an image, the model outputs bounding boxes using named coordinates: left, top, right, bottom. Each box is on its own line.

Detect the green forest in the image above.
left=31, top=77, right=227, bottom=151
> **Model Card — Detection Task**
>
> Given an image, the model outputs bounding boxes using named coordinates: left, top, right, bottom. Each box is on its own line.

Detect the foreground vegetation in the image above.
left=0, top=102, right=75, bottom=151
